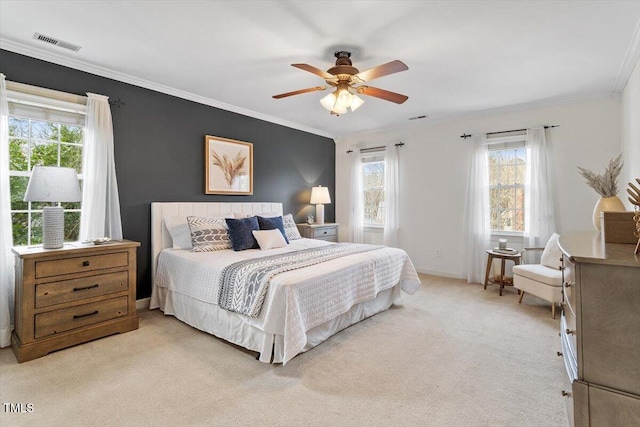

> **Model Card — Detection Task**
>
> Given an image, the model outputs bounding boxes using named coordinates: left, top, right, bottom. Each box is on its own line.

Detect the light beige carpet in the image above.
left=0, top=274, right=568, bottom=427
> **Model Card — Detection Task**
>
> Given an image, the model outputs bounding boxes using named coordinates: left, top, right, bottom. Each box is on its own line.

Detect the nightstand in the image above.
left=11, top=240, right=140, bottom=362
left=296, top=223, right=339, bottom=242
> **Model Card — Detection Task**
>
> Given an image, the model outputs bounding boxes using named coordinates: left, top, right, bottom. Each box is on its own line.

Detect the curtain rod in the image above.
left=108, top=98, right=126, bottom=108
left=460, top=125, right=559, bottom=139
left=346, top=142, right=404, bottom=154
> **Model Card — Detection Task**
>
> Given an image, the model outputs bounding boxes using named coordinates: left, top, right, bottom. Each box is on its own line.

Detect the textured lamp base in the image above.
left=42, top=206, right=64, bottom=249
left=315, top=204, right=325, bottom=224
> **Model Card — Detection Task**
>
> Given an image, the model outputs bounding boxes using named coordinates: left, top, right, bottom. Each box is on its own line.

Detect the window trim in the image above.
left=7, top=84, right=86, bottom=246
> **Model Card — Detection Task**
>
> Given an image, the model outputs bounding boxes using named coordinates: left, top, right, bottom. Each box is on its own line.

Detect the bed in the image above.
left=150, top=202, right=420, bottom=364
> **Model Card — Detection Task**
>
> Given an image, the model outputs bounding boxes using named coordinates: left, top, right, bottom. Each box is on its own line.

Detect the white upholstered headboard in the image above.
left=150, top=202, right=283, bottom=281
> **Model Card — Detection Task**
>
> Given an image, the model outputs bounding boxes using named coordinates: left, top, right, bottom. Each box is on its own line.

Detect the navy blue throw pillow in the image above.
left=225, top=217, right=260, bottom=251
left=257, top=216, right=289, bottom=244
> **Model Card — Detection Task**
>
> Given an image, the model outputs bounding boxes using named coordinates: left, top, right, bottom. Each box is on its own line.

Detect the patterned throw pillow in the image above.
left=225, top=216, right=260, bottom=251
left=187, top=216, right=232, bottom=252
left=282, top=213, right=302, bottom=240
left=257, top=215, right=289, bottom=243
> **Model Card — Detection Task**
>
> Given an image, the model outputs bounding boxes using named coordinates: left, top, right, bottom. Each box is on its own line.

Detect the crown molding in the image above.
left=614, top=17, right=640, bottom=93
left=335, top=90, right=617, bottom=139
left=0, top=38, right=335, bottom=139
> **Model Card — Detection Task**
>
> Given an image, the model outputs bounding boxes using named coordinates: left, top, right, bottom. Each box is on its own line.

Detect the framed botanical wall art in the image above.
left=205, top=135, right=253, bottom=195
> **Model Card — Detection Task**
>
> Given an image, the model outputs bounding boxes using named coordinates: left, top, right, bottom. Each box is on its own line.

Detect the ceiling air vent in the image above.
left=33, top=33, right=82, bottom=52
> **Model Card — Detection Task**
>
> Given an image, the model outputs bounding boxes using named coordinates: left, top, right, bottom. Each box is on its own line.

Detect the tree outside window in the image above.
left=9, top=116, right=83, bottom=246
left=488, top=145, right=526, bottom=233
left=363, top=160, right=385, bottom=226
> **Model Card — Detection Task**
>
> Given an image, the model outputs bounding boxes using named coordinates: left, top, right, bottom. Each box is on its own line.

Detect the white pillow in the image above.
left=164, top=216, right=193, bottom=249
left=252, top=229, right=287, bottom=250
left=540, top=233, right=562, bottom=269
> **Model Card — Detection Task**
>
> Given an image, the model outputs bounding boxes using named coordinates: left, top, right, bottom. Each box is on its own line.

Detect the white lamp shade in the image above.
left=24, top=166, right=82, bottom=203
left=320, top=93, right=336, bottom=111
left=310, top=185, right=331, bottom=205
left=350, top=94, right=365, bottom=111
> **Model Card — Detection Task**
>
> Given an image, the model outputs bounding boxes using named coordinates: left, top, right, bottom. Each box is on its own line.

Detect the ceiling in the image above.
left=1, top=1, right=639, bottom=139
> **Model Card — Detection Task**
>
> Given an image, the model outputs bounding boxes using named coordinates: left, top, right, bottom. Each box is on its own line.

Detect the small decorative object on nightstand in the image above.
left=297, top=223, right=339, bottom=242
left=11, top=240, right=140, bottom=362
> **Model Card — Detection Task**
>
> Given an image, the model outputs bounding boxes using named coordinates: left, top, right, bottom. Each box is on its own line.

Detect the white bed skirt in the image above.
left=151, top=284, right=401, bottom=363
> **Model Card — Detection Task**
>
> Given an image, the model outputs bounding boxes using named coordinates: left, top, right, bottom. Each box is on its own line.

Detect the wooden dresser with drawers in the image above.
left=558, top=232, right=640, bottom=426
left=11, top=240, right=139, bottom=362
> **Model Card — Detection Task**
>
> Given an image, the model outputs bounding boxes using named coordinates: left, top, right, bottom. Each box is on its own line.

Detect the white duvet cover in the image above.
left=151, top=238, right=420, bottom=363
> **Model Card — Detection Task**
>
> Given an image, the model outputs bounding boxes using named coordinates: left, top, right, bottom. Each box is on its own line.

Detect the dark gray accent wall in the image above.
left=1, top=49, right=336, bottom=299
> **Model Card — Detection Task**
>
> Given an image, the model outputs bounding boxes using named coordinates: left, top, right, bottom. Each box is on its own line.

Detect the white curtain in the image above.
left=463, top=134, right=491, bottom=284
left=524, top=127, right=556, bottom=249
left=383, top=144, right=399, bottom=247
left=0, top=74, right=15, bottom=348
left=80, top=93, right=122, bottom=241
left=349, top=152, right=364, bottom=243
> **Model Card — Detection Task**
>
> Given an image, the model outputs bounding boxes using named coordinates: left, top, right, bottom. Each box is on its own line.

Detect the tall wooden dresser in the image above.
left=12, top=240, right=140, bottom=362
left=558, top=232, right=640, bottom=426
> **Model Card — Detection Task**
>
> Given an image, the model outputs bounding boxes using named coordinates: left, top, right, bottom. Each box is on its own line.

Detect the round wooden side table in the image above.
left=484, top=249, right=522, bottom=296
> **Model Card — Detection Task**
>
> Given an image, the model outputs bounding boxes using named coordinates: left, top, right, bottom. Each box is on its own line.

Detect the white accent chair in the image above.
left=513, top=233, right=564, bottom=318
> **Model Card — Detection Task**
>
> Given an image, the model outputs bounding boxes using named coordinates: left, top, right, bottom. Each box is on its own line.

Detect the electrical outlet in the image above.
left=436, top=249, right=442, bottom=257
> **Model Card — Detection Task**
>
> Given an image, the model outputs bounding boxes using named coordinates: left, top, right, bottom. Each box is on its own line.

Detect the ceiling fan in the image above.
left=272, top=51, right=409, bottom=116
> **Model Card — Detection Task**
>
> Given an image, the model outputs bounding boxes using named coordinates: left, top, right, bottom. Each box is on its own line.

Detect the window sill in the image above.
left=491, top=231, right=524, bottom=237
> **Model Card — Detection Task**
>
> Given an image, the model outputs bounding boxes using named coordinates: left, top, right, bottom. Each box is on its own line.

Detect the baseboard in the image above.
left=415, top=268, right=466, bottom=280
left=136, top=297, right=150, bottom=311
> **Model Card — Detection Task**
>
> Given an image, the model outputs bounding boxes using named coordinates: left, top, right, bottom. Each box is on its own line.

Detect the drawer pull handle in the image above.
left=561, top=390, right=572, bottom=398
left=82, top=261, right=90, bottom=267
left=73, top=284, right=99, bottom=292
left=566, top=329, right=575, bottom=335
left=73, top=310, right=99, bottom=319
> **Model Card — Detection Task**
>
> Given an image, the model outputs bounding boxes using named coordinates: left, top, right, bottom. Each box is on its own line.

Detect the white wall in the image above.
left=335, top=97, right=621, bottom=279
left=622, top=56, right=640, bottom=203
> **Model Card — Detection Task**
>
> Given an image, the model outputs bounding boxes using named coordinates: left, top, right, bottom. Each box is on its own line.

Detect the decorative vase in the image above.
left=592, top=195, right=626, bottom=231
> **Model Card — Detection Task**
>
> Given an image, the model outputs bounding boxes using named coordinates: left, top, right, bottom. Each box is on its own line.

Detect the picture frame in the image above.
left=205, top=135, right=253, bottom=195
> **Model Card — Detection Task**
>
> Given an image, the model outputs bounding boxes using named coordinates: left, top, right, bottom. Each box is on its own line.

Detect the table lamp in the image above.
left=23, top=166, right=82, bottom=249
left=310, top=185, right=331, bottom=224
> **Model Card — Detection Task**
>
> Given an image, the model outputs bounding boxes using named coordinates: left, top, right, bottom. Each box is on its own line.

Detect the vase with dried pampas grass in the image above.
left=577, top=153, right=626, bottom=231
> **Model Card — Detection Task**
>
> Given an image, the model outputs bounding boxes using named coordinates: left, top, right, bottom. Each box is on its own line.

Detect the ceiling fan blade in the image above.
left=272, top=86, right=327, bottom=99
left=352, top=60, right=408, bottom=83
left=356, top=86, right=408, bottom=104
left=291, top=64, right=335, bottom=80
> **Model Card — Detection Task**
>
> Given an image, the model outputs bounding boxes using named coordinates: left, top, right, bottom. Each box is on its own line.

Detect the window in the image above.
left=362, top=155, right=385, bottom=226
left=487, top=140, right=526, bottom=233
left=7, top=89, right=85, bottom=246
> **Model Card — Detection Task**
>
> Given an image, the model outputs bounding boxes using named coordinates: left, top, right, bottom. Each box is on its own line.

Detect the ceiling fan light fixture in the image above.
left=320, top=92, right=336, bottom=111
left=320, top=88, right=364, bottom=115
left=335, top=87, right=353, bottom=108
left=332, top=103, right=348, bottom=115
left=350, top=94, right=365, bottom=111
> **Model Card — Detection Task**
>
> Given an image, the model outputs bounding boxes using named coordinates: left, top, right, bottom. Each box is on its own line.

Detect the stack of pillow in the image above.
left=165, top=213, right=302, bottom=252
